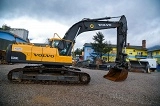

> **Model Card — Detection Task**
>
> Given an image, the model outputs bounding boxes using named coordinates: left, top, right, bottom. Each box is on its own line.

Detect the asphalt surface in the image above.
left=0, top=64, right=160, bottom=106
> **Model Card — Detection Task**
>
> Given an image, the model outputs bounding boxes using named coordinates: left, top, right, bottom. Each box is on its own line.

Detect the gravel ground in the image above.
left=0, top=64, right=160, bottom=106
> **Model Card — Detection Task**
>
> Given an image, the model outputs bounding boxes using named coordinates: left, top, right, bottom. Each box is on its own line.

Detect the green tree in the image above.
left=74, top=48, right=83, bottom=56
left=91, top=32, right=112, bottom=61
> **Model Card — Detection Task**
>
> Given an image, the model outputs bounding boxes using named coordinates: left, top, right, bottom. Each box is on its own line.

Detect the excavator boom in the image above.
left=57, top=15, right=127, bottom=56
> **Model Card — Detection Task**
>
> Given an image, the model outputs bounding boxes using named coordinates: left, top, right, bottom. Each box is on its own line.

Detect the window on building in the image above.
left=156, top=51, right=159, bottom=55
left=137, top=52, right=140, bottom=55
left=87, top=48, right=91, bottom=52
left=137, top=52, right=143, bottom=55
left=129, top=53, right=132, bottom=55
left=102, top=57, right=107, bottom=61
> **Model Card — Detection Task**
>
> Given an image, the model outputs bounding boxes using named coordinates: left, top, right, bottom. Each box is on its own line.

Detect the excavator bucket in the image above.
left=103, top=68, right=128, bottom=81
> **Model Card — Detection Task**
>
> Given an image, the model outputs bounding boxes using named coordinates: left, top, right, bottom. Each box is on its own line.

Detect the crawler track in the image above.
left=8, top=66, right=91, bottom=85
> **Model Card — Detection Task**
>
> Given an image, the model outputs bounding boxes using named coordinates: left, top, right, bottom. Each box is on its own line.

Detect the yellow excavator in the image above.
left=6, top=15, right=128, bottom=84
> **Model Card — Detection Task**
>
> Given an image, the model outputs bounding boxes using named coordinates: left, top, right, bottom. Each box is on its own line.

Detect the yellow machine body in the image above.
left=7, top=38, right=72, bottom=65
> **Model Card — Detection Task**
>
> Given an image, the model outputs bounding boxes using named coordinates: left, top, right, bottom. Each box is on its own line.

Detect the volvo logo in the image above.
left=34, top=53, right=54, bottom=58
left=98, top=24, right=111, bottom=27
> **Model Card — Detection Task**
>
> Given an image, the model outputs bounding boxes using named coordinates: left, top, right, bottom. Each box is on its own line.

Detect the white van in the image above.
left=140, top=59, right=157, bottom=71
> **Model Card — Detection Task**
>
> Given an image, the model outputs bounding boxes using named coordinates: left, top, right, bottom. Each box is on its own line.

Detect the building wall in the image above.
left=126, top=48, right=147, bottom=60
left=148, top=50, right=160, bottom=64
left=0, top=31, right=16, bottom=41
left=125, top=48, right=136, bottom=60
left=9, top=28, right=29, bottom=41
left=84, top=45, right=148, bottom=62
left=0, top=31, right=28, bottom=51
left=0, top=31, right=27, bottom=42
left=102, top=48, right=116, bottom=62
left=84, top=46, right=94, bottom=60
left=102, top=48, right=147, bottom=62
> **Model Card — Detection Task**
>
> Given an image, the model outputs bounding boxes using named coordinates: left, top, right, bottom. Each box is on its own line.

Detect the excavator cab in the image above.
left=48, top=33, right=74, bottom=56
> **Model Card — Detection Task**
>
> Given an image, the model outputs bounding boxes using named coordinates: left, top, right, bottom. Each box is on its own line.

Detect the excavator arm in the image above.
left=57, top=15, right=127, bottom=57
left=58, top=15, right=128, bottom=81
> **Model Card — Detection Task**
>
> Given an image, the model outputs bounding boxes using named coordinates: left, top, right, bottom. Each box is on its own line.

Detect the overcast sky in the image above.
left=0, top=0, right=160, bottom=49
